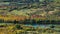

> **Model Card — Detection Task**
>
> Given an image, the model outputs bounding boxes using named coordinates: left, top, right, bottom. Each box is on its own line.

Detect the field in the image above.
left=0, top=23, right=60, bottom=34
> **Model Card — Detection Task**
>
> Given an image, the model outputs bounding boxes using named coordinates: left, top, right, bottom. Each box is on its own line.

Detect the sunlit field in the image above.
left=0, top=23, right=60, bottom=34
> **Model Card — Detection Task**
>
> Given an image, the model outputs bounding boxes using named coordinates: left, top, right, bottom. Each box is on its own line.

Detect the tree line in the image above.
left=0, top=19, right=60, bottom=24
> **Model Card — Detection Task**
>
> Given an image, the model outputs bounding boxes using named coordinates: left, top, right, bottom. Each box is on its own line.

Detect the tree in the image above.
left=14, top=20, right=19, bottom=24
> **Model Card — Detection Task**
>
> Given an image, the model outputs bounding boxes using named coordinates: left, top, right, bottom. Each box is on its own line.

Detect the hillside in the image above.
left=0, top=0, right=60, bottom=23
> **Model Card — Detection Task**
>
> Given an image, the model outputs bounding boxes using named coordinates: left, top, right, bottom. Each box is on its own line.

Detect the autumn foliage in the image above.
left=0, top=15, right=30, bottom=21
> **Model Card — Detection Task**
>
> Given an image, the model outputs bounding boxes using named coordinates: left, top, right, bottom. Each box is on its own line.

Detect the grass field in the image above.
left=0, top=23, right=60, bottom=34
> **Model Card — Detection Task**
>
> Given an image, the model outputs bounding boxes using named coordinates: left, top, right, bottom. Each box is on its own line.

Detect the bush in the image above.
left=15, top=24, right=23, bottom=30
